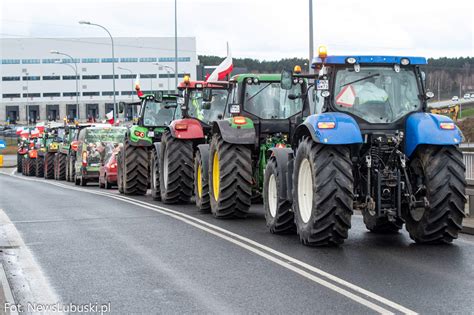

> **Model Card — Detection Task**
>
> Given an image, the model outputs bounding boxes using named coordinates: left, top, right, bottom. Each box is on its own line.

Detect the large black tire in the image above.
left=117, top=148, right=124, bottom=193
left=159, top=131, right=193, bottom=204
left=122, top=140, right=148, bottom=195
left=404, top=146, right=466, bottom=244
left=68, top=156, right=76, bottom=182
left=53, top=154, right=59, bottom=180
left=25, top=158, right=33, bottom=176
left=74, top=174, right=80, bottom=186
left=36, top=156, right=44, bottom=177
left=209, top=134, right=252, bottom=218
left=293, top=139, right=353, bottom=246
left=150, top=147, right=161, bottom=201
left=57, top=154, right=66, bottom=180
left=22, top=157, right=27, bottom=175
left=194, top=147, right=210, bottom=212
left=17, top=154, right=23, bottom=173
left=264, top=157, right=295, bottom=234
left=44, top=153, right=55, bottom=179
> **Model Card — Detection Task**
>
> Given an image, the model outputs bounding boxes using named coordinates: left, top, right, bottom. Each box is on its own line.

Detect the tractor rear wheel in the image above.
left=159, top=131, right=193, bottom=204
left=404, top=145, right=466, bottom=244
left=194, top=147, right=211, bottom=212
left=27, top=159, right=35, bottom=176
left=44, top=153, right=55, bottom=179
left=58, top=154, right=66, bottom=180
left=69, top=156, right=76, bottom=182
left=117, top=148, right=124, bottom=193
left=209, top=134, right=252, bottom=218
left=150, top=147, right=161, bottom=201
left=122, top=140, right=148, bottom=195
left=53, top=154, right=59, bottom=180
left=22, top=157, right=27, bottom=175
left=293, top=139, right=353, bottom=246
left=264, top=157, right=295, bottom=234
left=36, top=157, right=44, bottom=177
left=17, top=154, right=23, bottom=173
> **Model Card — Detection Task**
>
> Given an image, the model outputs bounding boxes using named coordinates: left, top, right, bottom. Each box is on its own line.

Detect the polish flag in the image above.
left=106, top=110, right=114, bottom=125
left=135, top=75, right=144, bottom=97
left=16, top=127, right=25, bottom=135
left=206, top=43, right=233, bottom=82
left=30, top=128, right=40, bottom=138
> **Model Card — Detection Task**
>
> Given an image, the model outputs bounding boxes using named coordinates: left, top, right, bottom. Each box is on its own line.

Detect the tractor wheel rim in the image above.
left=212, top=151, right=219, bottom=201
left=197, top=164, right=203, bottom=198
left=163, top=151, right=168, bottom=189
left=298, top=158, right=313, bottom=224
left=268, top=174, right=277, bottom=217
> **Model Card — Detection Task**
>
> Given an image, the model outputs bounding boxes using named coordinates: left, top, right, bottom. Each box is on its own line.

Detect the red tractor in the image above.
left=156, top=76, right=230, bottom=207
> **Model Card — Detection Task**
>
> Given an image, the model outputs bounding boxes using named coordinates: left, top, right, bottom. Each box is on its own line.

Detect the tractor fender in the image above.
left=128, top=126, right=153, bottom=147
left=196, top=144, right=210, bottom=182
left=212, top=120, right=256, bottom=145
left=18, top=148, right=28, bottom=155
left=292, top=113, right=363, bottom=147
left=169, top=118, right=204, bottom=140
left=268, top=147, right=293, bottom=201
left=405, top=113, right=463, bottom=157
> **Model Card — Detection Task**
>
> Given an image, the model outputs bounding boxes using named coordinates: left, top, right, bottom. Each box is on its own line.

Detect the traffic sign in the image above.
left=0, top=139, right=6, bottom=149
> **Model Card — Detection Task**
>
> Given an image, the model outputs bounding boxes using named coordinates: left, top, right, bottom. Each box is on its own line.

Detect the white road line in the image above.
left=3, top=173, right=417, bottom=314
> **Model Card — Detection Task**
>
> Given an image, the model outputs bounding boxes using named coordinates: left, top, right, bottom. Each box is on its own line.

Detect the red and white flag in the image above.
left=135, top=75, right=144, bottom=97
left=206, top=43, right=233, bottom=82
left=106, top=110, right=114, bottom=125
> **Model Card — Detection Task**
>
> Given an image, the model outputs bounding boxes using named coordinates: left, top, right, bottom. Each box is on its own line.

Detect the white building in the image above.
left=0, top=37, right=197, bottom=124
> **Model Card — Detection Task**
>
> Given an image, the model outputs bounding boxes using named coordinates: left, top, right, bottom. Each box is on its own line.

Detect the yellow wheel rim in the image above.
left=197, top=164, right=203, bottom=198
left=212, top=151, right=220, bottom=201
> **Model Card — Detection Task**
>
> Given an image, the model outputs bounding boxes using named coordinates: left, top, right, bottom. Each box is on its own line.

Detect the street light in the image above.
left=174, top=0, right=178, bottom=92
left=308, top=0, right=314, bottom=74
left=51, top=50, right=80, bottom=120
left=117, top=66, right=134, bottom=101
left=153, top=63, right=175, bottom=94
left=79, top=21, right=117, bottom=122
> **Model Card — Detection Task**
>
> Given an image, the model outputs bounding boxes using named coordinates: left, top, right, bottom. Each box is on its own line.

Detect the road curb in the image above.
left=0, top=262, right=18, bottom=315
left=461, top=225, right=474, bottom=235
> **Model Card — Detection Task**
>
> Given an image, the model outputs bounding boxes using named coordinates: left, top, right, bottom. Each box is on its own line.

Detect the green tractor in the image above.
left=54, top=124, right=74, bottom=180
left=117, top=92, right=178, bottom=196
left=205, top=72, right=309, bottom=219
left=37, top=123, right=64, bottom=179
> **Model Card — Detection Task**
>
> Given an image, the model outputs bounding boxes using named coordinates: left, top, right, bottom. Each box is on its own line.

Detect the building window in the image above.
left=121, top=74, right=136, bottom=79
left=120, top=57, right=138, bottom=63
left=22, top=76, right=41, bottom=81
left=2, top=59, right=21, bottom=64
left=140, top=74, right=157, bottom=79
left=61, top=58, right=80, bottom=63
left=101, top=58, right=119, bottom=63
left=82, top=75, right=100, bottom=80
left=159, top=73, right=189, bottom=79
left=102, top=75, right=119, bottom=79
left=2, top=94, right=21, bottom=98
left=42, top=58, right=61, bottom=64
left=23, top=93, right=41, bottom=98
left=139, top=57, right=157, bottom=62
left=43, top=92, right=61, bottom=97
left=2, top=76, right=20, bottom=81
left=121, top=91, right=134, bottom=95
left=158, top=57, right=190, bottom=62
left=83, top=92, right=100, bottom=96
left=22, top=59, right=41, bottom=64
left=102, top=91, right=119, bottom=96
left=82, top=58, right=100, bottom=63
left=63, top=75, right=80, bottom=80
left=43, top=76, right=61, bottom=80
left=63, top=92, right=79, bottom=97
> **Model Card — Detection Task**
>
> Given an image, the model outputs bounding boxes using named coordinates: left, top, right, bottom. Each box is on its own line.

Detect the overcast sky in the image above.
left=1, top=0, right=473, bottom=60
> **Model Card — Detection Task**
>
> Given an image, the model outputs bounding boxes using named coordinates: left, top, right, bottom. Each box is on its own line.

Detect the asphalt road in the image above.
left=1, top=170, right=474, bottom=314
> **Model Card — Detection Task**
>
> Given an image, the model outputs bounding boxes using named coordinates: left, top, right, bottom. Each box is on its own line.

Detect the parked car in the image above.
left=464, top=94, right=471, bottom=99
left=471, top=93, right=474, bottom=98
left=99, top=143, right=121, bottom=189
left=74, top=126, right=126, bottom=186
left=452, top=96, right=459, bottom=102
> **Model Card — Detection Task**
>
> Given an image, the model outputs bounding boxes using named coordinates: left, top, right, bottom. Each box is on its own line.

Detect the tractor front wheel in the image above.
left=150, top=147, right=161, bottom=201
left=122, top=140, right=148, bottom=195
left=17, top=154, right=23, bottom=173
left=293, top=139, right=353, bottom=246
left=44, top=153, right=55, bottom=179
left=404, top=145, right=466, bottom=244
left=264, top=157, right=295, bottom=234
left=36, top=156, right=44, bottom=178
left=58, top=154, right=66, bottom=180
left=194, top=147, right=210, bottom=212
left=159, top=131, right=193, bottom=204
left=209, top=134, right=252, bottom=218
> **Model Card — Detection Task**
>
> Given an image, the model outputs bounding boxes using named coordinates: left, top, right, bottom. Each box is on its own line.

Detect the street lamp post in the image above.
left=153, top=63, right=174, bottom=94
left=174, top=0, right=178, bottom=92
left=79, top=21, right=117, bottom=122
left=51, top=51, right=80, bottom=120
left=308, top=0, right=314, bottom=74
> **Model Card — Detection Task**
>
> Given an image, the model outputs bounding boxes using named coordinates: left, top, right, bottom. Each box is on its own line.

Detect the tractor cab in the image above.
left=178, top=76, right=231, bottom=127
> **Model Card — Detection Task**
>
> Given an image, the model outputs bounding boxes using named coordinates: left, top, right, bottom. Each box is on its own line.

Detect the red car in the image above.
left=99, top=148, right=119, bottom=189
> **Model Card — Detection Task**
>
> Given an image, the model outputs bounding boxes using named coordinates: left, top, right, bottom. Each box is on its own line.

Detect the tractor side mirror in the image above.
left=281, top=70, right=293, bottom=90
left=202, top=101, right=211, bottom=110
left=425, top=91, right=435, bottom=100
left=203, top=88, right=212, bottom=102
left=155, top=91, right=163, bottom=103
left=118, top=102, right=125, bottom=114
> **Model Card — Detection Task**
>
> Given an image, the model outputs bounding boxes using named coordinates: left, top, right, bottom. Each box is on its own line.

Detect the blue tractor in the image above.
left=264, top=47, right=466, bottom=246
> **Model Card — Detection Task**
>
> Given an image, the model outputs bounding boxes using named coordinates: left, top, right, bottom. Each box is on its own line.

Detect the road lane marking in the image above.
left=2, top=173, right=417, bottom=314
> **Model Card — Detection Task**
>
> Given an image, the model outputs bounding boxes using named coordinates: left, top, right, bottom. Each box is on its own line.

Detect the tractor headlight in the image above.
left=298, top=78, right=304, bottom=84
left=292, top=78, right=299, bottom=84
left=346, top=57, right=356, bottom=64
left=246, top=78, right=253, bottom=85
left=253, top=78, right=259, bottom=84
left=400, top=58, right=410, bottom=66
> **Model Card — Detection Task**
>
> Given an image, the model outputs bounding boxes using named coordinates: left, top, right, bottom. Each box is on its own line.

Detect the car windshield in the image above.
left=85, top=128, right=126, bottom=144
left=333, top=66, right=421, bottom=123
left=188, top=89, right=228, bottom=124
left=243, top=81, right=303, bottom=119
left=143, top=100, right=176, bottom=127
